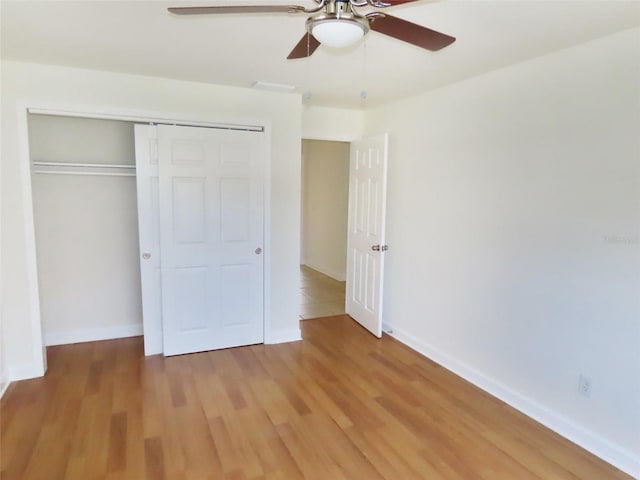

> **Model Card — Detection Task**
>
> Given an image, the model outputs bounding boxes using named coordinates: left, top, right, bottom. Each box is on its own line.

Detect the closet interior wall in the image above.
left=29, top=114, right=143, bottom=346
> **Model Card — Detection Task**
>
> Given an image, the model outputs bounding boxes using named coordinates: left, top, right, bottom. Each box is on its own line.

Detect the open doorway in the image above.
left=299, top=139, right=350, bottom=320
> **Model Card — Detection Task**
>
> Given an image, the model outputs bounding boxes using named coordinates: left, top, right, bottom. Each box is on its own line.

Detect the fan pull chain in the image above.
left=360, top=34, right=368, bottom=101
left=303, top=33, right=312, bottom=102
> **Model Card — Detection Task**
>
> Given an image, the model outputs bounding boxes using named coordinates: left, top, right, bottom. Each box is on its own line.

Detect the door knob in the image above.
left=142, top=252, right=151, bottom=260
left=371, top=245, right=380, bottom=251
left=255, top=247, right=262, bottom=255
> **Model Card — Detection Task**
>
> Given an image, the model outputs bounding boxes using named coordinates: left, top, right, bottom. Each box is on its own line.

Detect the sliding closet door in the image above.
left=134, top=125, right=163, bottom=355
left=137, top=124, right=266, bottom=356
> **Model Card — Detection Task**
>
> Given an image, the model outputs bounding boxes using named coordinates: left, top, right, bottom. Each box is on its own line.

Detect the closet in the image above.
left=30, top=114, right=143, bottom=346
left=29, top=114, right=268, bottom=354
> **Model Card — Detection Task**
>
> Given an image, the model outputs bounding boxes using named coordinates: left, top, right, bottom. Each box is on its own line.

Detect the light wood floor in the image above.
left=299, top=266, right=346, bottom=320
left=1, top=316, right=630, bottom=480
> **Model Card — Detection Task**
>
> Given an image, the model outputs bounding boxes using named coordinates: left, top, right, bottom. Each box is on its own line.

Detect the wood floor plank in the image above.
left=1, top=316, right=632, bottom=480
left=206, top=415, right=250, bottom=476
left=144, top=436, right=166, bottom=480
left=107, top=412, right=128, bottom=472
left=300, top=412, right=385, bottom=480
left=361, top=426, right=447, bottom=479
left=274, top=421, right=341, bottom=480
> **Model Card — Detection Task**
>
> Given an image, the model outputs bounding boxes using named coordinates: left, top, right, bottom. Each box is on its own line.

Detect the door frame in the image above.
left=300, top=134, right=355, bottom=283
left=16, top=100, right=272, bottom=375
left=300, top=132, right=388, bottom=331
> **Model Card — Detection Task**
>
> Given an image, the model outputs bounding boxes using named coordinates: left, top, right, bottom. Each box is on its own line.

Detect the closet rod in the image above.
left=32, top=161, right=135, bottom=169
left=32, top=170, right=136, bottom=178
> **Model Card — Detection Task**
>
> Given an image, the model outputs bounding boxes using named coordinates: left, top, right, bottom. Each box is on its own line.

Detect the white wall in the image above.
left=302, top=105, right=364, bottom=141
left=301, top=139, right=350, bottom=280
left=28, top=114, right=135, bottom=165
left=33, top=175, right=142, bottom=345
left=0, top=116, right=6, bottom=395
left=365, top=27, right=640, bottom=476
left=1, top=60, right=303, bottom=379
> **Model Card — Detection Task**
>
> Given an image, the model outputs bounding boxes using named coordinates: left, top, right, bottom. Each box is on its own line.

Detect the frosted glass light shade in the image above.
left=312, top=20, right=364, bottom=48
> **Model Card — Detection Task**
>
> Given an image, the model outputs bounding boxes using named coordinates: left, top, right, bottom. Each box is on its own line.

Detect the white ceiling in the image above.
left=2, top=0, right=639, bottom=109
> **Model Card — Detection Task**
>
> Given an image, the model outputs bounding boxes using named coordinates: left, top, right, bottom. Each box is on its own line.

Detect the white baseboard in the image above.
left=0, top=369, right=10, bottom=399
left=382, top=322, right=640, bottom=479
left=7, top=362, right=46, bottom=382
left=265, top=328, right=302, bottom=345
left=45, top=323, right=143, bottom=346
left=303, top=262, right=346, bottom=282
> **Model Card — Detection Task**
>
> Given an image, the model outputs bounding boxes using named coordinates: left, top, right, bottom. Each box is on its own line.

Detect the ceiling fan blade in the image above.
left=369, top=14, right=455, bottom=51
left=287, top=33, right=321, bottom=59
left=168, top=5, right=306, bottom=15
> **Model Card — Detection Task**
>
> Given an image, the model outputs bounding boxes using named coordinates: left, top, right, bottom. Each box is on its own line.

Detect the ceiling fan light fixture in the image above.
left=311, top=18, right=366, bottom=48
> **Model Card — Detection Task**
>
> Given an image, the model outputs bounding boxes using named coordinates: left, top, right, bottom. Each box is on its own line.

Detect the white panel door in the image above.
left=134, top=124, right=163, bottom=355
left=158, top=125, right=265, bottom=356
left=346, top=133, right=389, bottom=338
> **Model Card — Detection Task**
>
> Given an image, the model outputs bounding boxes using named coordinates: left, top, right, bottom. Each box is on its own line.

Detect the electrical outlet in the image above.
left=578, top=374, right=592, bottom=398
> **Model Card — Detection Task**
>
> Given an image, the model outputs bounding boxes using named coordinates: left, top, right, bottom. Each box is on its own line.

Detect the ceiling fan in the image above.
left=168, top=0, right=456, bottom=59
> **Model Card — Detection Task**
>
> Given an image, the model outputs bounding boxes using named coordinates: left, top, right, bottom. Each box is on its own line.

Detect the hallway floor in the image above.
left=299, top=265, right=346, bottom=320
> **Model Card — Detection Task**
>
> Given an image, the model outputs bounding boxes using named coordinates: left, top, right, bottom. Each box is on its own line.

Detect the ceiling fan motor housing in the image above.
left=306, top=0, right=371, bottom=42
left=330, top=0, right=353, bottom=15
